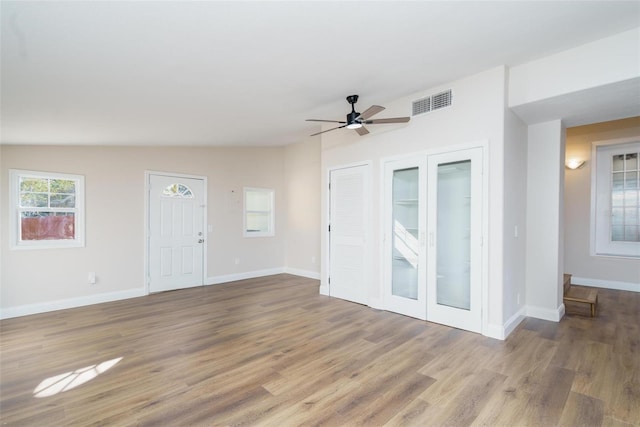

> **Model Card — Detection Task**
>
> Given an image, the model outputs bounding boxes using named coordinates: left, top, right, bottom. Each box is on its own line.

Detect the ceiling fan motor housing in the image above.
left=346, top=95, right=360, bottom=125
left=347, top=111, right=361, bottom=124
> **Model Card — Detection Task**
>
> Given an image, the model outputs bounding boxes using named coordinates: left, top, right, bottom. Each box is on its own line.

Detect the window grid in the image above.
left=610, top=151, right=639, bottom=242
left=19, top=177, right=76, bottom=209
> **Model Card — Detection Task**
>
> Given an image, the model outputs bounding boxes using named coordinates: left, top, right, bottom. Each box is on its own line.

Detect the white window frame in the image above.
left=591, top=138, right=640, bottom=258
left=9, top=169, right=85, bottom=250
left=243, top=187, right=275, bottom=237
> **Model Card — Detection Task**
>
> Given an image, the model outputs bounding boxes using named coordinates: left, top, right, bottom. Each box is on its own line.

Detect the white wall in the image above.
left=525, top=120, right=566, bottom=321
left=1, top=145, right=321, bottom=317
left=502, top=103, right=528, bottom=332
left=509, top=28, right=640, bottom=107
left=564, top=117, right=640, bottom=291
left=508, top=28, right=640, bottom=128
left=320, top=66, right=508, bottom=338
left=284, top=138, right=321, bottom=279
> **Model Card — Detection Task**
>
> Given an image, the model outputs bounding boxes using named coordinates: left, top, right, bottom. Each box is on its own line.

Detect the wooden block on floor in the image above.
left=564, top=286, right=598, bottom=317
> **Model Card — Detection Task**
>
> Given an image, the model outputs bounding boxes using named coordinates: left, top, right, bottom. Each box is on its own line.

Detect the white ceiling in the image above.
left=1, top=1, right=639, bottom=146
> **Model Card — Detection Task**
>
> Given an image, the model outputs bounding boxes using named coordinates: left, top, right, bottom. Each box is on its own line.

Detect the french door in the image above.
left=383, top=147, right=483, bottom=333
left=383, top=157, right=427, bottom=319
left=427, top=148, right=483, bottom=332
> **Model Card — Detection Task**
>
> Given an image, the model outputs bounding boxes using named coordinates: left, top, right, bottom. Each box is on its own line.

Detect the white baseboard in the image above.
left=206, top=267, right=286, bottom=285
left=319, top=285, right=329, bottom=296
left=502, top=307, right=527, bottom=338
left=484, top=323, right=506, bottom=340
left=283, top=267, right=320, bottom=280
left=572, top=276, right=639, bottom=293
left=0, top=288, right=147, bottom=320
left=526, top=303, right=565, bottom=322
left=368, top=297, right=383, bottom=310
left=1, top=268, right=321, bottom=320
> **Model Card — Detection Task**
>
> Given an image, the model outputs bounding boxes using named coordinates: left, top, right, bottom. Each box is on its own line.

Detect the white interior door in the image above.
left=329, top=165, right=370, bottom=305
left=383, top=157, right=427, bottom=319
left=149, top=174, right=205, bottom=293
left=427, top=148, right=483, bottom=332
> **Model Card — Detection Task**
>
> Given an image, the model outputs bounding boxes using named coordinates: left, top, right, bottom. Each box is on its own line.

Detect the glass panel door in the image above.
left=392, top=167, right=419, bottom=299
left=384, top=157, right=426, bottom=320
left=427, top=147, right=483, bottom=332
left=436, top=160, right=471, bottom=310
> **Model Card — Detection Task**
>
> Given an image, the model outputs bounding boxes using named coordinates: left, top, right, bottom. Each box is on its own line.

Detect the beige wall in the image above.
left=284, top=138, right=321, bottom=277
left=564, top=117, right=640, bottom=288
left=1, top=144, right=321, bottom=315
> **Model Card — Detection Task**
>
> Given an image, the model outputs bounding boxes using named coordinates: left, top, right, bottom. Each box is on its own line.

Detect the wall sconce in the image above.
left=565, top=159, right=585, bottom=170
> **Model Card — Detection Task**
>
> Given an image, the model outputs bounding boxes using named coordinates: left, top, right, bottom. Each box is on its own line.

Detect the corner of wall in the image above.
left=484, top=305, right=526, bottom=341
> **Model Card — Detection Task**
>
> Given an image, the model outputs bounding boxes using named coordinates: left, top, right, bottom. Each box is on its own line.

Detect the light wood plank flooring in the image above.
left=1, top=274, right=639, bottom=426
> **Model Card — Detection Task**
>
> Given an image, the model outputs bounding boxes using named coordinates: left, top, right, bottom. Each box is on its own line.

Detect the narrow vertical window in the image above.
left=10, top=170, right=85, bottom=249
left=593, top=141, right=640, bottom=257
left=243, top=187, right=274, bottom=237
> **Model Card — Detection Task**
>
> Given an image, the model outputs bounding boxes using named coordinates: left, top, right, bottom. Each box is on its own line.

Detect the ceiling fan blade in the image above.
left=306, top=119, right=347, bottom=124
left=310, top=124, right=347, bottom=137
left=365, top=117, right=410, bottom=124
left=355, top=126, right=369, bottom=136
left=357, top=105, right=385, bottom=121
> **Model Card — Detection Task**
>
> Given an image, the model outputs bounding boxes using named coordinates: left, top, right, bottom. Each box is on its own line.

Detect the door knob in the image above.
left=198, top=239, right=205, bottom=243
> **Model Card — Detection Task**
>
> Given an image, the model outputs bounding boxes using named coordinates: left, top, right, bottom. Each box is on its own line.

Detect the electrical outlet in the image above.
left=311, top=256, right=316, bottom=264
left=234, top=258, right=240, bottom=265
left=88, top=272, right=96, bottom=285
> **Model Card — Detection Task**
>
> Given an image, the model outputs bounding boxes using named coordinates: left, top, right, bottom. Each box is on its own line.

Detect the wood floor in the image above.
left=1, top=274, right=638, bottom=426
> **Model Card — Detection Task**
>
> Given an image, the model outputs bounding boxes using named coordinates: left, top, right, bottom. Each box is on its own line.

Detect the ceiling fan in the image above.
left=306, top=95, right=410, bottom=136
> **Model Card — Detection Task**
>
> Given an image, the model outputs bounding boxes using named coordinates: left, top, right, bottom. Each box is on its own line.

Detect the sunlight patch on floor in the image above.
left=33, top=357, right=123, bottom=398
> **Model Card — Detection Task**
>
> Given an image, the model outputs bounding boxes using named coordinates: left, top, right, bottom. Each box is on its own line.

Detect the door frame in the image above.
left=324, top=161, right=373, bottom=306
left=378, top=141, right=489, bottom=334
left=144, top=170, right=208, bottom=294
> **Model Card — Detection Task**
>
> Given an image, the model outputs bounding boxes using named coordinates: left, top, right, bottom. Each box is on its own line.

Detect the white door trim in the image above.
left=144, top=171, right=208, bottom=294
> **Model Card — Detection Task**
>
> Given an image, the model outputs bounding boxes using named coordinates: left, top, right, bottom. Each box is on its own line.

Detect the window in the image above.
left=162, top=183, right=194, bottom=198
left=10, top=169, right=85, bottom=249
left=593, top=141, right=640, bottom=258
left=243, top=187, right=274, bottom=237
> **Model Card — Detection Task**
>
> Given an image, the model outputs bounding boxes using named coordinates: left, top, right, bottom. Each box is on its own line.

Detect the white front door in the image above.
left=149, top=174, right=205, bottom=293
left=426, top=148, right=483, bottom=332
left=329, top=165, right=370, bottom=305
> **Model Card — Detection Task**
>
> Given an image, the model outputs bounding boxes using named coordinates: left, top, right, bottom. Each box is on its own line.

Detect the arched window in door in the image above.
left=162, top=184, right=194, bottom=198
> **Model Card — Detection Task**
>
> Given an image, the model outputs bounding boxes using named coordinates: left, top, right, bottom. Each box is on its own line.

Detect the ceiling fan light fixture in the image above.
left=346, top=122, right=363, bottom=129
